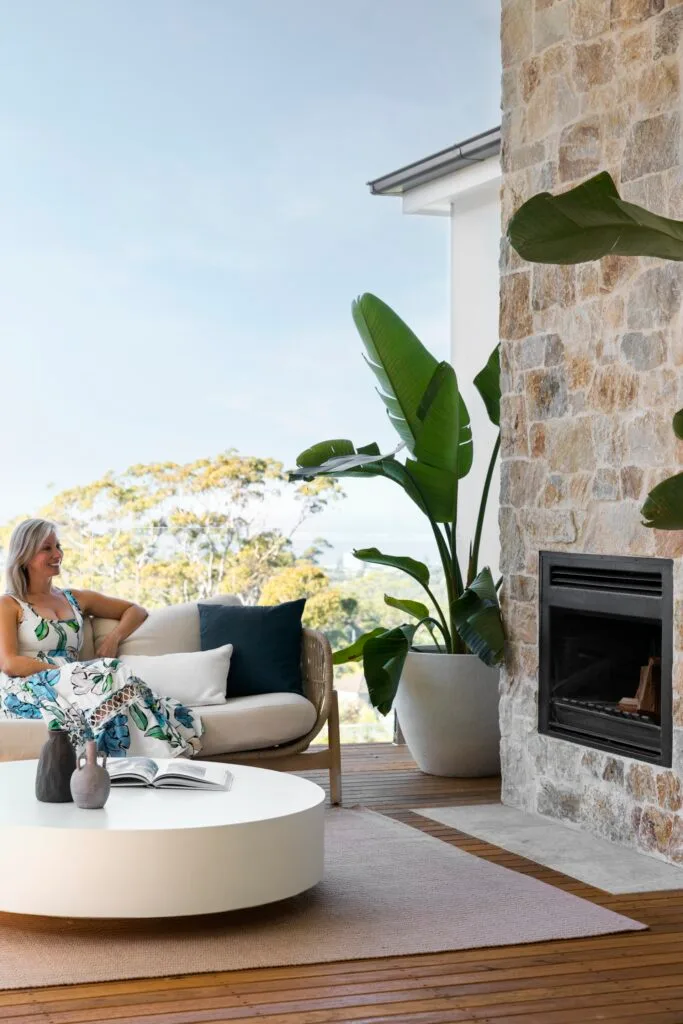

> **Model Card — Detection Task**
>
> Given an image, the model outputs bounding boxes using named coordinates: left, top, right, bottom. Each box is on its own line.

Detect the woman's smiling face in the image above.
left=26, top=531, right=63, bottom=581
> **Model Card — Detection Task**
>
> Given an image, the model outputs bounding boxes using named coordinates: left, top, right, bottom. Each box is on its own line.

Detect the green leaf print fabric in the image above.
left=0, top=590, right=203, bottom=757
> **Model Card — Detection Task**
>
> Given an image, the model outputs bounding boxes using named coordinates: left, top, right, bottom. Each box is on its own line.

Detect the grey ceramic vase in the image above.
left=70, top=739, right=111, bottom=809
left=35, top=727, right=76, bottom=802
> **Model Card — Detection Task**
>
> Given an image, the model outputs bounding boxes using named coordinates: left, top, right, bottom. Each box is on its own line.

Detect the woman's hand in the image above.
left=71, top=591, right=148, bottom=653
left=95, top=632, right=120, bottom=660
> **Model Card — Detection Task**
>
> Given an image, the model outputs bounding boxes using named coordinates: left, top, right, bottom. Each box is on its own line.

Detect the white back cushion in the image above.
left=119, top=644, right=232, bottom=705
left=91, top=594, right=242, bottom=657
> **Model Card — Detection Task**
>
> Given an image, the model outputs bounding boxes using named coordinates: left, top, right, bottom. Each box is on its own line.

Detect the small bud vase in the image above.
left=35, top=727, right=76, bottom=802
left=70, top=739, right=111, bottom=809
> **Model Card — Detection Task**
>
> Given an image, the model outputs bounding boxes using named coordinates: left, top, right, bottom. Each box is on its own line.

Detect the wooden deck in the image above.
left=5, top=742, right=683, bottom=1024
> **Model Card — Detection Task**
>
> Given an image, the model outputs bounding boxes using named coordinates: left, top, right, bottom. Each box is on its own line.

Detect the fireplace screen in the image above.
left=539, top=552, right=673, bottom=766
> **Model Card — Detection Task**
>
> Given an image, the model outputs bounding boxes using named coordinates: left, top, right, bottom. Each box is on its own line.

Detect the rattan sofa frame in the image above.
left=203, top=628, right=342, bottom=805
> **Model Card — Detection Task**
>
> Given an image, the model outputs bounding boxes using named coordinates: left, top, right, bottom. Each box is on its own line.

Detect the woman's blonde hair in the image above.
left=5, top=518, right=59, bottom=599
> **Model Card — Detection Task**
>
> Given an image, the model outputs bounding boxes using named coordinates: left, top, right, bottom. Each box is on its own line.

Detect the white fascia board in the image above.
left=401, top=155, right=501, bottom=217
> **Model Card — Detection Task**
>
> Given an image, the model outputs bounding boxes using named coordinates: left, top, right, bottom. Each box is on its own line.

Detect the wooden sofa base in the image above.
left=205, top=690, right=343, bottom=805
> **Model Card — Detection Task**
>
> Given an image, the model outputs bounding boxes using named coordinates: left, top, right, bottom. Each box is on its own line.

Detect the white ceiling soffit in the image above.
left=402, top=156, right=501, bottom=216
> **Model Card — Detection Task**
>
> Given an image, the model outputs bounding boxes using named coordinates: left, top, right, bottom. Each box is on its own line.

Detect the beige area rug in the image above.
left=0, top=808, right=644, bottom=990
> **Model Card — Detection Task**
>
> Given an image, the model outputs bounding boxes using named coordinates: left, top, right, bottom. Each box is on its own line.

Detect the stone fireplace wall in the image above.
left=499, top=0, right=683, bottom=862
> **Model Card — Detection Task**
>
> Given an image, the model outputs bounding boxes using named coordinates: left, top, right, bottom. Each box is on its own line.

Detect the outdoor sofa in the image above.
left=0, top=595, right=342, bottom=804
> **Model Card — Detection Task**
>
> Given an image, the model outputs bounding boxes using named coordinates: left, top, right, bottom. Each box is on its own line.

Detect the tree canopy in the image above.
left=0, top=451, right=342, bottom=610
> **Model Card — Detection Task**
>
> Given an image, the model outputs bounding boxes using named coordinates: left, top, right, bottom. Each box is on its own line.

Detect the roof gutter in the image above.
left=368, top=126, right=501, bottom=197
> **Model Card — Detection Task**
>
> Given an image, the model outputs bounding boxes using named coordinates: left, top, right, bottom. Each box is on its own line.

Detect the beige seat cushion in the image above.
left=90, top=594, right=241, bottom=657
left=195, top=694, right=317, bottom=756
left=0, top=719, right=47, bottom=762
left=0, top=693, right=316, bottom=763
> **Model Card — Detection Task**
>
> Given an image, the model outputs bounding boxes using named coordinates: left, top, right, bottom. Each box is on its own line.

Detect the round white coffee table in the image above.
left=0, top=759, right=325, bottom=918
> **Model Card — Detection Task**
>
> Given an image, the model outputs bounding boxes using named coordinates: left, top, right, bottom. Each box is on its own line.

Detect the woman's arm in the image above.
left=0, top=597, right=50, bottom=677
left=70, top=590, right=148, bottom=659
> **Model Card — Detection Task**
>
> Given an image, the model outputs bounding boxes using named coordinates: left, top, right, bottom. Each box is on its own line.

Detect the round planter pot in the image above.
left=394, top=650, right=501, bottom=777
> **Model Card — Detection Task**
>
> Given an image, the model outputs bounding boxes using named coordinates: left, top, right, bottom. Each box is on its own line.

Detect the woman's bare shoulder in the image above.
left=0, top=595, right=21, bottom=619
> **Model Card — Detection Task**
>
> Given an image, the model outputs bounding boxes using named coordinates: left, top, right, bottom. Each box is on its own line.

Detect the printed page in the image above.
left=155, top=760, right=232, bottom=789
left=107, top=756, right=159, bottom=785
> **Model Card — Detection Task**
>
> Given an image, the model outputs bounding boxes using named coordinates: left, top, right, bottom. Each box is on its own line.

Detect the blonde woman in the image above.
left=0, top=519, right=202, bottom=757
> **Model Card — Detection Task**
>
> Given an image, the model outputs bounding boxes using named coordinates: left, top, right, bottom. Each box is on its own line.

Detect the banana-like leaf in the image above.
left=673, top=409, right=683, bottom=441
left=507, top=171, right=683, bottom=264
left=294, top=439, right=403, bottom=473
left=353, top=293, right=470, bottom=479
left=451, top=567, right=505, bottom=667
left=332, top=628, right=386, bottom=665
left=289, top=439, right=430, bottom=512
left=473, top=346, right=501, bottom=427
left=353, top=547, right=430, bottom=586
left=414, top=361, right=473, bottom=479
left=384, top=595, right=430, bottom=620
left=291, top=438, right=459, bottom=523
left=404, top=458, right=457, bottom=523
left=363, top=624, right=416, bottom=716
left=641, top=472, right=683, bottom=530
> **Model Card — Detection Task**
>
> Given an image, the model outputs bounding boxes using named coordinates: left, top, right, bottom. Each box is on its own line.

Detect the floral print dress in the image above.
left=0, top=590, right=203, bottom=757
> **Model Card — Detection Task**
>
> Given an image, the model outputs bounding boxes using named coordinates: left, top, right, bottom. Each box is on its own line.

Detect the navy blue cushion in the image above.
left=198, top=599, right=306, bottom=698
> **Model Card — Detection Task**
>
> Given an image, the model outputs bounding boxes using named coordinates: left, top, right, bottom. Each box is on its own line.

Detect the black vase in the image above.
left=35, top=728, right=76, bottom=803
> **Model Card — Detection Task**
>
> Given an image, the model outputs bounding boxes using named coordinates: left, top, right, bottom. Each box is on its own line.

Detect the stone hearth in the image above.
left=499, top=0, right=683, bottom=864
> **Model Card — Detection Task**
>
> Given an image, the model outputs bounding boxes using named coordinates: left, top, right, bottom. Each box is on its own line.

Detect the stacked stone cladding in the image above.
left=500, top=0, right=683, bottom=861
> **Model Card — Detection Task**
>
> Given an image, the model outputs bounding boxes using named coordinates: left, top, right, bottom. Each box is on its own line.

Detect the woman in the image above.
left=0, top=518, right=203, bottom=757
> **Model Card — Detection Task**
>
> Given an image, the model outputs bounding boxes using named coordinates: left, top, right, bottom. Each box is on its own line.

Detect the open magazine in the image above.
left=107, top=757, right=233, bottom=791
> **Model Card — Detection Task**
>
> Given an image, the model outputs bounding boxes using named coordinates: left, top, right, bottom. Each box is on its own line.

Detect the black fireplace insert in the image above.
left=539, top=551, right=673, bottom=766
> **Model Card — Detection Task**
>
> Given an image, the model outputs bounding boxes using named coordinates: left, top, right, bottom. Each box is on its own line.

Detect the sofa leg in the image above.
left=328, top=688, right=342, bottom=806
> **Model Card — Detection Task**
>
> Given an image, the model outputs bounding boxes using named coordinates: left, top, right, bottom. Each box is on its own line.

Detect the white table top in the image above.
left=0, top=759, right=325, bottom=832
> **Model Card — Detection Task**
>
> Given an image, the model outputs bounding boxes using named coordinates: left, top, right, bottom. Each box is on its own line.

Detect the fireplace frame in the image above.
left=538, top=550, right=673, bottom=767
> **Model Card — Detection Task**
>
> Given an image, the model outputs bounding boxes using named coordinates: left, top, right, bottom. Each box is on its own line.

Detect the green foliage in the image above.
left=473, top=347, right=501, bottom=427
left=290, top=293, right=504, bottom=714
left=383, top=595, right=430, bottom=621
left=506, top=175, right=683, bottom=532
left=259, top=561, right=359, bottom=648
left=0, top=451, right=343, bottom=614
left=352, top=548, right=430, bottom=586
left=451, top=568, right=506, bottom=668
left=507, top=171, right=683, bottom=264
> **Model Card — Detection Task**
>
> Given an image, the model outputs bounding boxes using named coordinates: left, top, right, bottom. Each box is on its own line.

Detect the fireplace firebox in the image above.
left=539, top=552, right=673, bottom=766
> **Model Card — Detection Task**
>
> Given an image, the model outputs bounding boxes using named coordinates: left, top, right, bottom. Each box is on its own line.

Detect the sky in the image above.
left=0, top=0, right=501, bottom=566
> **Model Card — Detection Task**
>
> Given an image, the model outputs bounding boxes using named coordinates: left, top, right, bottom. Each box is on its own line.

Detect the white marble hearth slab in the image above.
left=416, top=804, right=683, bottom=894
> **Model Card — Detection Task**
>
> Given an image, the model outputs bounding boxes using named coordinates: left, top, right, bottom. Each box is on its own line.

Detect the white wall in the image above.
left=450, top=174, right=501, bottom=581
left=402, top=155, right=501, bottom=581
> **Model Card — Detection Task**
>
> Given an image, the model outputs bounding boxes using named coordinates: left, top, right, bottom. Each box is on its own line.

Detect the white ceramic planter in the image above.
left=394, top=650, right=501, bottom=777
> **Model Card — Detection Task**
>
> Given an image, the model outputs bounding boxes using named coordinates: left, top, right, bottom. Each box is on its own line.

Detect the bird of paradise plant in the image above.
left=289, top=293, right=505, bottom=715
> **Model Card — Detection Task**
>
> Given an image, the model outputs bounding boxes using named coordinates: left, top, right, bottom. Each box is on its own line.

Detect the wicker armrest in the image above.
left=301, top=628, right=333, bottom=734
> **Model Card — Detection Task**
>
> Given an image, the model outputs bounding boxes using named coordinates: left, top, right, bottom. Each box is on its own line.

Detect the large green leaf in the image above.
left=404, top=458, right=457, bottom=522
left=352, top=294, right=469, bottom=479
left=673, top=409, right=683, bottom=441
left=451, top=567, right=505, bottom=667
left=507, top=171, right=683, bottom=264
left=415, top=361, right=472, bottom=479
left=289, top=439, right=436, bottom=516
left=363, top=625, right=416, bottom=715
left=473, top=346, right=501, bottom=427
left=332, top=628, right=386, bottom=665
left=293, top=439, right=402, bottom=473
left=353, top=547, right=430, bottom=586
left=291, top=438, right=459, bottom=523
left=641, top=472, right=683, bottom=530
left=383, top=595, right=430, bottom=620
